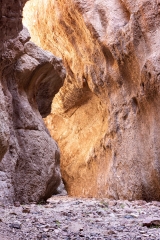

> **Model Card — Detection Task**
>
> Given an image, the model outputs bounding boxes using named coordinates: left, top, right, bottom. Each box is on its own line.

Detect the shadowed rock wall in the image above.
left=0, top=0, right=66, bottom=204
left=24, top=0, right=160, bottom=201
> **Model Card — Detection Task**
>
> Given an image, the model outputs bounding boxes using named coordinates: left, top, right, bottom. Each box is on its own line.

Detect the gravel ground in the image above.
left=0, top=196, right=160, bottom=239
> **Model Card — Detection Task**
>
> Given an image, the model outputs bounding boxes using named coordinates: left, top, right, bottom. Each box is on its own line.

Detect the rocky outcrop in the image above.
left=0, top=1, right=66, bottom=204
left=23, top=0, right=160, bottom=201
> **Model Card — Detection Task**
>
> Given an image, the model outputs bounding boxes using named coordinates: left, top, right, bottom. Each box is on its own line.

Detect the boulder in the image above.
left=0, top=1, right=66, bottom=204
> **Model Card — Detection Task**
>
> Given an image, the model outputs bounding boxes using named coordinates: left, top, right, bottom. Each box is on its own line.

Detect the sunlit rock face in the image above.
left=0, top=0, right=66, bottom=204
left=24, top=0, right=160, bottom=200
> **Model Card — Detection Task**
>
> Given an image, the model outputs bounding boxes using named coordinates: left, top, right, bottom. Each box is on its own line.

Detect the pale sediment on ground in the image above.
left=0, top=196, right=160, bottom=240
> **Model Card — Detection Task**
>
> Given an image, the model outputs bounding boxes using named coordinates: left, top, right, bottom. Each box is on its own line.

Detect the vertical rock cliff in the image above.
left=0, top=0, right=66, bottom=204
left=23, top=0, right=160, bottom=200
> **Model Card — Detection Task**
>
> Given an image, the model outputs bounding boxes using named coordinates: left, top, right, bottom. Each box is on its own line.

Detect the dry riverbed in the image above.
left=0, top=196, right=160, bottom=239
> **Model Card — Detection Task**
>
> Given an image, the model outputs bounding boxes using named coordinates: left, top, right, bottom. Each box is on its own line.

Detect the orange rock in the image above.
left=23, top=0, right=160, bottom=200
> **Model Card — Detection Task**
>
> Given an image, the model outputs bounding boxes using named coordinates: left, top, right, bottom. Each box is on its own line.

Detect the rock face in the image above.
left=0, top=1, right=66, bottom=204
left=23, top=0, right=160, bottom=201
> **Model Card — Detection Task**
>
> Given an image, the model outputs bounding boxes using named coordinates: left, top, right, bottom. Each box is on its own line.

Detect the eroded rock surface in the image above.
left=23, top=0, right=160, bottom=200
left=0, top=1, right=66, bottom=204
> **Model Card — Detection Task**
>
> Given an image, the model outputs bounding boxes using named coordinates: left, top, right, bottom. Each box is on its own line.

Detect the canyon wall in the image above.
left=0, top=0, right=66, bottom=204
left=24, top=0, right=160, bottom=201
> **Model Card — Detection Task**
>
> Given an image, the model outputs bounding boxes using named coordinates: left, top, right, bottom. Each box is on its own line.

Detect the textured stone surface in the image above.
left=0, top=1, right=66, bottom=204
left=24, top=0, right=160, bottom=200
left=2, top=197, right=160, bottom=239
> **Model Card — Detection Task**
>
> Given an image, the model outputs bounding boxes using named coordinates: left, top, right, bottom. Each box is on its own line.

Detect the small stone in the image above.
left=136, top=200, right=146, bottom=206
left=10, top=212, right=17, bottom=215
left=109, top=213, right=116, bottom=218
left=14, top=201, right=20, bottom=207
left=136, top=236, right=142, bottom=240
left=139, top=230, right=147, bottom=234
left=151, top=201, right=160, bottom=207
left=79, top=233, right=85, bottom=237
left=37, top=234, right=42, bottom=239
left=43, top=228, right=49, bottom=232
left=107, top=230, right=116, bottom=235
left=54, top=229, right=60, bottom=234
left=9, top=221, right=21, bottom=229
left=39, top=218, right=45, bottom=224
left=37, top=233, right=50, bottom=239
left=124, top=215, right=133, bottom=219
left=22, top=207, right=30, bottom=213
left=109, top=201, right=117, bottom=207
left=142, top=217, right=160, bottom=227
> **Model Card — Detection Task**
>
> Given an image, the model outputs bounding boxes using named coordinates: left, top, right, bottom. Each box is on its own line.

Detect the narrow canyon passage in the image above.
left=1, top=0, right=160, bottom=239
